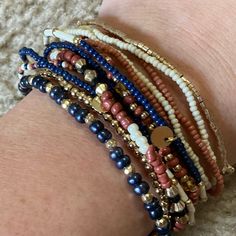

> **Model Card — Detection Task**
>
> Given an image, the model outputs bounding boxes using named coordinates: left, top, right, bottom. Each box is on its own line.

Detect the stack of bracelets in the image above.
left=17, top=21, right=235, bottom=236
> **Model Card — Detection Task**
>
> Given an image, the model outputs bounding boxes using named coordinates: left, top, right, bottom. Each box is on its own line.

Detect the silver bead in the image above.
left=170, top=200, right=185, bottom=213
left=84, top=69, right=97, bottom=82
left=165, top=185, right=178, bottom=198
left=75, top=59, right=86, bottom=72
left=141, top=193, right=153, bottom=204
left=155, top=215, right=169, bottom=228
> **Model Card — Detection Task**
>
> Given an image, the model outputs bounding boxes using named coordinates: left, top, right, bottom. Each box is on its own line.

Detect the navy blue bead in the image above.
left=54, top=91, right=66, bottom=105
left=144, top=198, right=159, bottom=211
left=149, top=208, right=163, bottom=220
left=49, top=86, right=62, bottom=100
left=109, top=147, right=123, bottom=161
left=155, top=225, right=171, bottom=236
left=134, top=181, right=150, bottom=195
left=97, top=129, right=112, bottom=143
left=32, top=76, right=43, bottom=89
left=169, top=194, right=181, bottom=203
left=19, top=76, right=31, bottom=89
left=75, top=108, right=88, bottom=123
left=89, top=120, right=104, bottom=134
left=116, top=155, right=131, bottom=169
left=68, top=103, right=81, bottom=116
left=38, top=80, right=48, bottom=93
left=127, top=173, right=142, bottom=186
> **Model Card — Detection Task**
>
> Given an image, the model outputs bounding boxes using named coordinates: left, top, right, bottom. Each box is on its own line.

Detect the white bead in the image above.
left=127, top=123, right=139, bottom=133
left=136, top=136, right=148, bottom=147
left=139, top=144, right=149, bottom=154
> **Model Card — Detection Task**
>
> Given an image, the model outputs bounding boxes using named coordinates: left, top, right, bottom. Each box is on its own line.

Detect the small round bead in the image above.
left=127, top=173, right=142, bottom=186
left=105, top=139, right=117, bottom=149
left=68, top=103, right=81, bottom=116
left=89, top=120, right=104, bottom=134
left=116, top=155, right=131, bottom=169
left=134, top=181, right=150, bottom=195
left=109, top=147, right=123, bottom=161
left=149, top=209, right=163, bottom=220
left=75, top=108, right=88, bottom=123
left=97, top=129, right=112, bottom=143
left=144, top=198, right=159, bottom=211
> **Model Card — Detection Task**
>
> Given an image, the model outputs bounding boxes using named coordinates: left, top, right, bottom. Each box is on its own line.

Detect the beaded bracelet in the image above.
left=16, top=21, right=234, bottom=235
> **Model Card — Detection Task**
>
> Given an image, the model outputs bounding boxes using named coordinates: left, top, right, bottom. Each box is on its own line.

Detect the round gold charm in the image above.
left=151, top=126, right=175, bottom=148
left=91, top=96, right=106, bottom=114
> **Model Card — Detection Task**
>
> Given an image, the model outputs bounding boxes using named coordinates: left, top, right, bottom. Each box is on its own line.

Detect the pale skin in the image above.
left=0, top=0, right=235, bottom=235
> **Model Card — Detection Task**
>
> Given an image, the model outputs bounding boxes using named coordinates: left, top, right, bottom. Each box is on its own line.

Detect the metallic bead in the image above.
left=172, top=178, right=178, bottom=185
left=84, top=96, right=92, bottom=105
left=148, top=123, right=155, bottom=131
left=64, top=83, right=73, bottom=91
left=84, top=69, right=97, bottom=82
left=176, top=215, right=189, bottom=225
left=105, top=139, right=117, bottom=149
left=173, top=164, right=182, bottom=172
left=145, top=163, right=153, bottom=171
left=130, top=103, right=137, bottom=111
left=61, top=99, right=71, bottom=110
left=141, top=193, right=153, bottom=204
left=123, top=164, right=135, bottom=175
left=91, top=96, right=106, bottom=114
left=180, top=175, right=189, bottom=183
left=71, top=87, right=79, bottom=97
left=141, top=111, right=149, bottom=119
left=28, top=75, right=34, bottom=85
left=170, top=200, right=185, bottom=213
left=57, top=76, right=63, bottom=82
left=59, top=80, right=68, bottom=86
left=111, top=120, right=119, bottom=128
left=77, top=91, right=85, bottom=100
left=95, top=83, right=108, bottom=96
left=75, top=59, right=86, bottom=71
left=153, top=181, right=161, bottom=188
left=103, top=113, right=112, bottom=121
left=84, top=113, right=95, bottom=124
left=73, top=36, right=82, bottom=45
left=116, top=127, right=125, bottom=135
left=165, top=153, right=174, bottom=161
left=149, top=172, right=157, bottom=180
left=155, top=215, right=169, bottom=228
left=141, top=157, right=147, bottom=163
left=128, top=141, right=136, bottom=148
left=222, top=164, right=235, bottom=175
left=45, top=82, right=54, bottom=93
left=123, top=134, right=130, bottom=142
left=166, top=185, right=178, bottom=198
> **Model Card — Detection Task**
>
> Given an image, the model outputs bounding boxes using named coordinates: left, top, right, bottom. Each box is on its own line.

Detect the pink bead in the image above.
left=71, top=55, right=80, bottom=65
left=162, top=181, right=172, bottom=189
left=111, top=102, right=123, bottom=115
left=175, top=168, right=187, bottom=178
left=116, top=111, right=127, bottom=121
left=175, top=222, right=186, bottom=230
left=134, top=106, right=144, bottom=116
left=123, top=95, right=135, bottom=104
left=146, top=145, right=158, bottom=163
left=120, top=117, right=132, bottom=130
left=158, top=173, right=169, bottom=183
left=167, top=158, right=179, bottom=168
left=154, top=165, right=166, bottom=175
left=102, top=99, right=114, bottom=112
left=101, top=91, right=113, bottom=102
left=150, top=160, right=161, bottom=167
left=64, top=51, right=74, bottom=61
left=159, top=147, right=171, bottom=157
left=107, top=72, right=113, bottom=79
left=173, top=227, right=181, bottom=232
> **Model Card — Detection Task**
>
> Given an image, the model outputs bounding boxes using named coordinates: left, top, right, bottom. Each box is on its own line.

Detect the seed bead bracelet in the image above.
left=18, top=74, right=173, bottom=236
left=45, top=48, right=203, bottom=205
left=65, top=23, right=234, bottom=176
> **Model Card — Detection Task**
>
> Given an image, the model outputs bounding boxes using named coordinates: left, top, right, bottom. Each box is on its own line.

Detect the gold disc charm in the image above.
left=91, top=96, right=106, bottom=114
left=151, top=126, right=175, bottom=149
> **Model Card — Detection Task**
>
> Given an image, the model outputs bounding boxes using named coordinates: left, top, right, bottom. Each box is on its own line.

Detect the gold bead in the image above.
left=71, top=88, right=79, bottom=97
left=141, top=111, right=149, bottom=119
left=111, top=120, right=119, bottom=128
left=61, top=99, right=71, bottom=110
left=170, top=200, right=185, bottom=213
left=123, top=164, right=135, bottom=175
left=73, top=36, right=82, bottom=45
left=130, top=103, right=137, bottom=111
left=165, top=153, right=174, bottom=161
left=77, top=91, right=85, bottom=100
left=153, top=181, right=161, bottom=188
left=105, top=139, right=117, bottom=149
left=45, top=82, right=54, bottom=93
left=145, top=163, right=153, bottom=171
left=103, top=113, right=112, bottom=121
left=141, top=157, right=147, bottom=163
left=149, top=123, right=155, bottom=131
left=128, top=141, right=136, bottom=148
left=64, top=83, right=73, bottom=91
left=84, top=96, right=92, bottom=105
left=176, top=215, right=189, bottom=225
left=75, top=59, right=86, bottom=72
left=84, top=113, right=95, bottom=124
left=149, top=172, right=157, bottom=180
left=57, top=76, right=63, bottom=82
left=155, top=216, right=169, bottom=228
left=172, top=178, right=178, bottom=185
left=180, top=175, right=189, bottom=183
left=95, top=83, right=108, bottom=96
left=116, top=127, right=125, bottom=135
left=123, top=134, right=130, bottom=142
left=173, top=164, right=182, bottom=172
left=84, top=69, right=97, bottom=82
left=141, top=193, right=153, bottom=204
left=59, top=80, right=68, bottom=86
left=134, top=149, right=140, bottom=156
